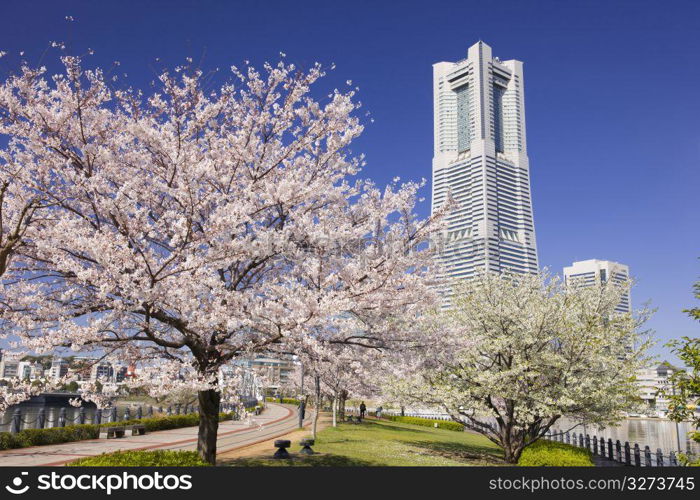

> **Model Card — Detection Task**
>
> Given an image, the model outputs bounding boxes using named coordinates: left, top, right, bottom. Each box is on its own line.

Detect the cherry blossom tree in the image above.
left=0, top=53, right=442, bottom=463
left=317, top=348, right=379, bottom=427
left=384, top=271, right=653, bottom=463
left=0, top=152, right=50, bottom=408
left=291, top=342, right=380, bottom=434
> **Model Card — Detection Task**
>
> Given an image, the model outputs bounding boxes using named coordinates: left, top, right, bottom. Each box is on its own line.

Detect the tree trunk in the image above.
left=339, top=390, right=347, bottom=421
left=332, top=394, right=338, bottom=427
left=501, top=432, right=524, bottom=464
left=312, top=375, right=320, bottom=440
left=503, top=444, right=524, bottom=464
left=197, top=389, right=221, bottom=465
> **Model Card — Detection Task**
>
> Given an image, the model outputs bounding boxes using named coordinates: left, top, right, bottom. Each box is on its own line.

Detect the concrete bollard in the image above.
left=79, top=407, right=86, bottom=424
left=644, top=446, right=652, bottom=467
left=110, top=407, right=117, bottom=423
left=299, top=438, right=315, bottom=455
left=94, top=409, right=102, bottom=426
left=633, top=443, right=641, bottom=467
left=136, top=406, right=142, bottom=420
left=58, top=407, right=66, bottom=427
left=37, top=408, right=46, bottom=429
left=123, top=407, right=131, bottom=421
left=273, top=439, right=291, bottom=459
left=656, top=448, right=664, bottom=466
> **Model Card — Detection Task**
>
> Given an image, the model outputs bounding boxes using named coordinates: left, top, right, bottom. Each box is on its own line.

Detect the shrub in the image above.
left=68, top=450, right=209, bottom=466
left=0, top=424, right=100, bottom=450
left=518, top=440, right=594, bottom=466
left=381, top=415, right=464, bottom=432
left=265, top=397, right=300, bottom=405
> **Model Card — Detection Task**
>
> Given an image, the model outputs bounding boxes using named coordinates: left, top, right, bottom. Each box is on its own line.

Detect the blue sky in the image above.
left=1, top=0, right=698, bottom=363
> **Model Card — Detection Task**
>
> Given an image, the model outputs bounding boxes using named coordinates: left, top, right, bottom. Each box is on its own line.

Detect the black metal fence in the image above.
left=544, top=429, right=697, bottom=467
left=0, top=400, right=255, bottom=434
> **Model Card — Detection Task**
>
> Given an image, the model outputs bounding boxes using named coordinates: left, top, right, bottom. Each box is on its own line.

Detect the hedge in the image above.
left=0, top=425, right=100, bottom=450
left=265, top=397, right=301, bottom=405
left=381, top=415, right=464, bottom=432
left=0, top=411, right=238, bottom=451
left=68, top=450, right=209, bottom=467
left=518, top=440, right=594, bottom=466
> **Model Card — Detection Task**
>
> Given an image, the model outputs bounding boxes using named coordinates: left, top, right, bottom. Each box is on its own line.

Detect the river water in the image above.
left=554, top=417, right=700, bottom=455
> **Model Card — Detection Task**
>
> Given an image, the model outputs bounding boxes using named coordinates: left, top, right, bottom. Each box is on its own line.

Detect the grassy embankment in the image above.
left=223, top=417, right=504, bottom=466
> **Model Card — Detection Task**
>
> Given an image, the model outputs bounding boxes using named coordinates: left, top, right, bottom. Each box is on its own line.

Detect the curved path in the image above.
left=0, top=403, right=302, bottom=466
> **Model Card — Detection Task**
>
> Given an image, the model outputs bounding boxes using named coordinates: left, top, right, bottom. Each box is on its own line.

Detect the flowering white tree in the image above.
left=0, top=53, right=441, bottom=463
left=384, top=272, right=652, bottom=463
left=0, top=157, right=49, bottom=408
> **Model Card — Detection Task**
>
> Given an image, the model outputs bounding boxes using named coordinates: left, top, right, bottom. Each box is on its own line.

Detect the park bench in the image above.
left=99, top=426, right=126, bottom=439
left=125, top=424, right=147, bottom=436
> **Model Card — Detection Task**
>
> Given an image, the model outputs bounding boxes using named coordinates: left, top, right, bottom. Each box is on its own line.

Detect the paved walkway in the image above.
left=0, top=403, right=301, bottom=466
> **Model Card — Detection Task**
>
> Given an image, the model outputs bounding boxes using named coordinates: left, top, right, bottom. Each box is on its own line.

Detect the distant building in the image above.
left=15, top=361, right=44, bottom=380
left=0, top=359, right=19, bottom=378
left=90, top=362, right=114, bottom=381
left=114, top=365, right=128, bottom=383
left=29, top=362, right=45, bottom=380
left=235, top=356, right=296, bottom=392
left=17, top=361, right=33, bottom=380
left=563, top=259, right=631, bottom=313
left=431, top=41, right=539, bottom=295
left=49, top=358, right=69, bottom=381
left=636, top=362, right=678, bottom=416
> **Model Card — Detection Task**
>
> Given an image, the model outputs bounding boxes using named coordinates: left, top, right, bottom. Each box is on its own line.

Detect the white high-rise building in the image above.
left=563, top=259, right=631, bottom=313
left=432, top=41, right=538, bottom=288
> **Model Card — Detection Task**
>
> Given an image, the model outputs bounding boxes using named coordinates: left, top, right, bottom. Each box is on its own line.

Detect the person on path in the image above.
left=359, top=401, right=366, bottom=420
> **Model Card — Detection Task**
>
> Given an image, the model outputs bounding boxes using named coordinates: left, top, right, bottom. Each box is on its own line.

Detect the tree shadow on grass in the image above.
left=357, top=421, right=433, bottom=434
left=220, top=453, right=377, bottom=467
left=403, top=440, right=506, bottom=465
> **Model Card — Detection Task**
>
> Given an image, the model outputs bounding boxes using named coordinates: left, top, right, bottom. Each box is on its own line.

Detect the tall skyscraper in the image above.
left=432, top=41, right=538, bottom=287
left=563, top=259, right=631, bottom=313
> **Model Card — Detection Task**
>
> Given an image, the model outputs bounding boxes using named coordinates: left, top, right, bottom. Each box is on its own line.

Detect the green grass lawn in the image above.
left=223, top=418, right=504, bottom=466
